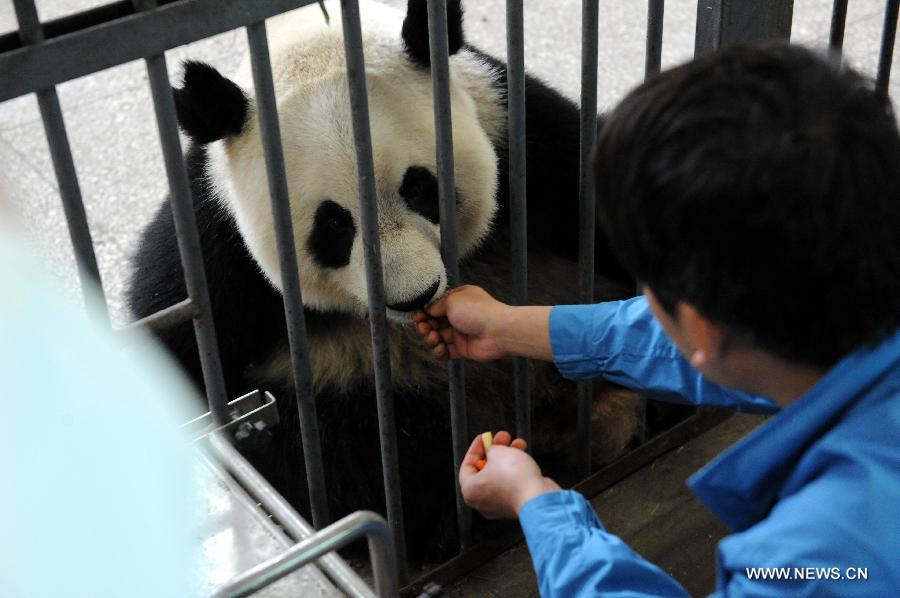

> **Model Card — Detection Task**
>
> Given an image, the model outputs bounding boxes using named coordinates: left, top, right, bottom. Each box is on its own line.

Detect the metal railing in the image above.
left=2, top=0, right=898, bottom=595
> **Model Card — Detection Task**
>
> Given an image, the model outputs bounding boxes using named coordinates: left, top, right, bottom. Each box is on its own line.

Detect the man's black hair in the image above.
left=594, top=44, right=900, bottom=367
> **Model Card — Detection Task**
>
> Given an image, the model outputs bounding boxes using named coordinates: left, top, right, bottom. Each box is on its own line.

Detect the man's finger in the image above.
left=438, top=327, right=455, bottom=344
left=412, top=311, right=428, bottom=323
left=511, top=438, right=528, bottom=451
left=432, top=344, right=447, bottom=359
left=493, top=430, right=512, bottom=447
left=426, top=330, right=440, bottom=346
left=416, top=321, right=431, bottom=336
left=462, top=433, right=485, bottom=466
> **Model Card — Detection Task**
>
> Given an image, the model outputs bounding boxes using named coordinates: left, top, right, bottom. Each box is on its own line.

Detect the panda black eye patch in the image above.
left=308, top=200, right=356, bottom=268
left=399, top=166, right=440, bottom=224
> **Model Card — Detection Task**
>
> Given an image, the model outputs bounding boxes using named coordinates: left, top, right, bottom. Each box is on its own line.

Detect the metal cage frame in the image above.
left=2, top=0, right=897, bottom=594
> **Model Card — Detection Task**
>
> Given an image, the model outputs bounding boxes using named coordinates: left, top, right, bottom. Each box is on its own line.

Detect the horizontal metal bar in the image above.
left=577, top=0, right=600, bottom=479
left=246, top=19, right=330, bottom=530
left=213, top=510, right=397, bottom=598
left=1, top=1, right=145, bottom=52
left=121, top=297, right=197, bottom=337
left=876, top=0, right=899, bottom=94
left=0, top=0, right=317, bottom=103
left=339, top=0, right=408, bottom=583
left=208, top=432, right=375, bottom=598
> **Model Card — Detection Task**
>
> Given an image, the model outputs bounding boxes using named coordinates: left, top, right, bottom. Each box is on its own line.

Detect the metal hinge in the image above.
left=182, top=389, right=280, bottom=443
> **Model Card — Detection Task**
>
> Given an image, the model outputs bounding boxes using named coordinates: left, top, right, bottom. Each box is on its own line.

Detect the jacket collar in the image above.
left=688, top=328, right=900, bottom=531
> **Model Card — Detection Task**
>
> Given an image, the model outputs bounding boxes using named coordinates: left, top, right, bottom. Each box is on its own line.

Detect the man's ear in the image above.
left=401, top=0, right=464, bottom=67
left=173, top=61, right=249, bottom=144
left=677, top=303, right=727, bottom=368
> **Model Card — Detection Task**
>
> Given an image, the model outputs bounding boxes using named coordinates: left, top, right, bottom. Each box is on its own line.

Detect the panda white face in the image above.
left=200, top=1, right=499, bottom=321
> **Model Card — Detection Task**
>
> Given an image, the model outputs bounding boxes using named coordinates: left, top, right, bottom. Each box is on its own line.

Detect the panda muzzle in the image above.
left=386, top=278, right=442, bottom=312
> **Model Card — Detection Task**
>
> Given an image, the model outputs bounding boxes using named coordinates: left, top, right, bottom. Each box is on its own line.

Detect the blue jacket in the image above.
left=519, top=296, right=900, bottom=597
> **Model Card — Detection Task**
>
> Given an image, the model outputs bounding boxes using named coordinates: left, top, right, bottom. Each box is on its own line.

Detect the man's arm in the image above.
left=459, top=430, right=690, bottom=597
left=550, top=297, right=778, bottom=413
left=520, top=490, right=691, bottom=598
left=418, top=287, right=777, bottom=413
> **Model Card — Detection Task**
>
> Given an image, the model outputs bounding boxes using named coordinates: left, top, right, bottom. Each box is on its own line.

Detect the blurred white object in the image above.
left=0, top=223, right=196, bottom=598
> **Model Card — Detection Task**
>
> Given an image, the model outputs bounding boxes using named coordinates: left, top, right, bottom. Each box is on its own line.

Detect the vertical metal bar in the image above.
left=646, top=0, right=664, bottom=78
left=339, top=0, right=408, bottom=581
left=13, top=0, right=109, bottom=323
left=876, top=0, right=899, bottom=95
left=829, top=0, right=848, bottom=56
left=245, top=21, right=330, bottom=530
left=695, top=0, right=793, bottom=57
left=507, top=0, right=531, bottom=447
left=576, top=0, right=599, bottom=478
left=426, top=0, right=472, bottom=553
left=131, top=0, right=229, bottom=425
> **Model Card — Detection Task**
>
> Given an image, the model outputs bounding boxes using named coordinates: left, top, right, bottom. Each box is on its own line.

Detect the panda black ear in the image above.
left=401, top=0, right=464, bottom=67
left=173, top=61, right=249, bottom=144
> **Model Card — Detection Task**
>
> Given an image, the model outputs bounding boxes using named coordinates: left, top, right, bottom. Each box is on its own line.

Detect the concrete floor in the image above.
left=1, top=1, right=898, bottom=324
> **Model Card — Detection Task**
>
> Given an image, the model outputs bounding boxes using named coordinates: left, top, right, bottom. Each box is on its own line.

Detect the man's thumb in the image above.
left=425, top=294, right=448, bottom=317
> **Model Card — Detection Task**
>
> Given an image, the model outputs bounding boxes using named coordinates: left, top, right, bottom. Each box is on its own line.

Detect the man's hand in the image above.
left=459, top=430, right=560, bottom=519
left=413, top=285, right=554, bottom=362
left=413, top=285, right=509, bottom=362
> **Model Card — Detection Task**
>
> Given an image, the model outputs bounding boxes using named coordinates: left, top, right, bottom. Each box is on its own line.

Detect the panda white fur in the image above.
left=129, top=0, right=642, bottom=562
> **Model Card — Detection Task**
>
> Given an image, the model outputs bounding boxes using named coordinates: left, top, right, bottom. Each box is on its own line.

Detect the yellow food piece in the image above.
left=481, top=431, right=493, bottom=449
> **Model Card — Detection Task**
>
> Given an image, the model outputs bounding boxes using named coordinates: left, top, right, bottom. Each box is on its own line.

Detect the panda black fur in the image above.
left=128, top=0, right=641, bottom=562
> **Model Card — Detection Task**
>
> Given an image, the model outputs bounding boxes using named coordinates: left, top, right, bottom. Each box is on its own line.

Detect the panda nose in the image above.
left=386, top=278, right=441, bottom=312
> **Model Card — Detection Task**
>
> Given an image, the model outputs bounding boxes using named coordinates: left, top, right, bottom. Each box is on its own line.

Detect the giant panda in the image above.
left=128, top=0, right=641, bottom=563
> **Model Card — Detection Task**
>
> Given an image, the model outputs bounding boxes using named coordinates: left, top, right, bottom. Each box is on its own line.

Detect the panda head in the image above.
left=173, top=0, right=499, bottom=322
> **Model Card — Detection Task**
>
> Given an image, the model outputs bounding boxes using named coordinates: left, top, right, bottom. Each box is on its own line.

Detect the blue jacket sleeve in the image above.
left=549, top=297, right=778, bottom=413
left=520, top=490, right=690, bottom=597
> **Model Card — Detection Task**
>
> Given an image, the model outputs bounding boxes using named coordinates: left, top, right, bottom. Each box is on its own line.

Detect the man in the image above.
left=415, top=45, right=900, bottom=596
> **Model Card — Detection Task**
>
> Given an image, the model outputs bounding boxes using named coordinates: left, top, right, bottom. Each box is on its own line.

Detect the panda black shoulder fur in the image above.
left=129, top=0, right=641, bottom=562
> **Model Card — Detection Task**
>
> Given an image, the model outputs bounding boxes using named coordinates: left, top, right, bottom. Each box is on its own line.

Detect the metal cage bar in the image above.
left=339, top=0, right=409, bottom=582
left=426, top=0, right=472, bottom=551
left=245, top=21, right=330, bottom=530
left=208, top=432, right=374, bottom=598
left=212, top=510, right=398, bottom=598
left=576, top=0, right=600, bottom=478
left=132, top=0, right=231, bottom=425
left=12, top=0, right=109, bottom=323
left=829, top=0, right=848, bottom=55
left=122, top=298, right=197, bottom=337
left=876, top=0, right=899, bottom=94
left=646, top=0, right=665, bottom=78
left=0, top=0, right=318, bottom=103
left=507, top=0, right=531, bottom=447
left=695, top=0, right=793, bottom=57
